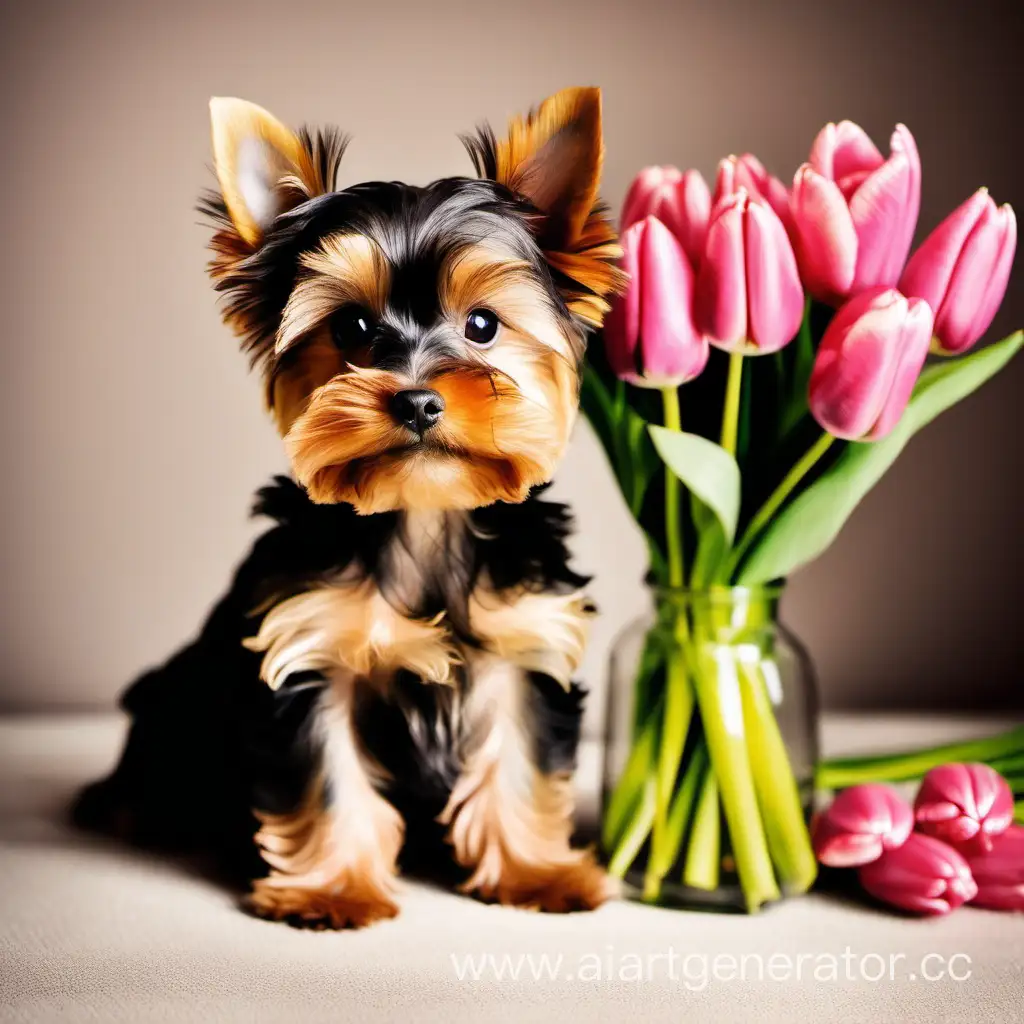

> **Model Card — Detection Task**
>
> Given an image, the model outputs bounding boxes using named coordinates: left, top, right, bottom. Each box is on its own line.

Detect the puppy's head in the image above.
left=203, top=89, right=622, bottom=513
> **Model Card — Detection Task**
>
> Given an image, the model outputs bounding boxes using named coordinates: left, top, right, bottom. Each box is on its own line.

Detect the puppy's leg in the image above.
left=246, top=681, right=404, bottom=929
left=440, top=652, right=611, bottom=912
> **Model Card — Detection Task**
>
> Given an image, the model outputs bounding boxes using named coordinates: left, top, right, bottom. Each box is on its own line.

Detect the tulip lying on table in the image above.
left=812, top=784, right=913, bottom=867
left=587, top=113, right=1021, bottom=914
left=967, top=825, right=1024, bottom=911
left=813, top=767, right=1023, bottom=916
left=859, top=834, right=977, bottom=916
left=914, top=763, right=1015, bottom=854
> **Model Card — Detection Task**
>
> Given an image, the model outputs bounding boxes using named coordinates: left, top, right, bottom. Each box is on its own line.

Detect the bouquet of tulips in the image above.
left=588, top=120, right=1021, bottom=912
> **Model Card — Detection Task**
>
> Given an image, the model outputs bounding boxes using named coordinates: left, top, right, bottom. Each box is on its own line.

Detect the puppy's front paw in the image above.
left=466, top=851, right=617, bottom=913
left=244, top=878, right=399, bottom=930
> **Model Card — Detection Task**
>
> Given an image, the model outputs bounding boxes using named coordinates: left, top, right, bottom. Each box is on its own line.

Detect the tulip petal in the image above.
left=816, top=830, right=884, bottom=868
left=810, top=120, right=884, bottom=181
left=738, top=153, right=769, bottom=189
left=812, top=784, right=913, bottom=867
left=636, top=216, right=707, bottom=385
left=968, top=825, right=1024, bottom=909
left=809, top=289, right=904, bottom=439
left=603, top=220, right=644, bottom=380
left=762, top=171, right=795, bottom=238
left=716, top=154, right=793, bottom=238
left=915, top=799, right=964, bottom=823
left=745, top=199, right=804, bottom=353
left=866, top=296, right=932, bottom=439
left=900, top=188, right=992, bottom=314
left=621, top=166, right=682, bottom=231
left=696, top=191, right=749, bottom=349
left=966, top=204, right=1017, bottom=349
left=661, top=169, right=711, bottom=268
left=713, top=156, right=739, bottom=206
left=859, top=833, right=976, bottom=915
left=848, top=151, right=913, bottom=291
left=885, top=125, right=921, bottom=285
left=791, top=165, right=857, bottom=304
left=914, top=762, right=1015, bottom=853
left=972, top=884, right=1024, bottom=912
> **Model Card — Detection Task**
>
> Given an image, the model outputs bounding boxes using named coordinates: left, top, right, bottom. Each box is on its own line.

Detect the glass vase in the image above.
left=601, top=585, right=819, bottom=913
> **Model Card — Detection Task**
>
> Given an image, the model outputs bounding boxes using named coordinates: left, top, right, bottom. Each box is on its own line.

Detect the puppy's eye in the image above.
left=464, top=308, right=500, bottom=347
left=330, top=305, right=374, bottom=348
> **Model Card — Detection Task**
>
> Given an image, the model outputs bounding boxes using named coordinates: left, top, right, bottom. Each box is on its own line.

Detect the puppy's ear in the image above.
left=209, top=97, right=343, bottom=247
left=464, top=88, right=624, bottom=327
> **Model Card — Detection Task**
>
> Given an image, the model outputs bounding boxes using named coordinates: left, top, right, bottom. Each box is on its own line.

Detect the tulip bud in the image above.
left=714, top=153, right=794, bottom=237
left=791, top=122, right=921, bottom=304
left=621, top=166, right=712, bottom=270
left=966, top=824, right=1024, bottom=912
left=859, top=833, right=977, bottom=915
left=808, top=287, right=933, bottom=441
left=914, top=762, right=1014, bottom=854
left=812, top=784, right=913, bottom=867
left=694, top=190, right=804, bottom=355
left=900, top=189, right=1017, bottom=356
left=604, top=216, right=709, bottom=388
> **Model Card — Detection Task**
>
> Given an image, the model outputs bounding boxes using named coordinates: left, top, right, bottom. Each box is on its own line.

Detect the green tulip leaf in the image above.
left=649, top=425, right=741, bottom=544
left=581, top=365, right=661, bottom=518
left=737, top=330, right=1023, bottom=584
left=579, top=363, right=618, bottom=464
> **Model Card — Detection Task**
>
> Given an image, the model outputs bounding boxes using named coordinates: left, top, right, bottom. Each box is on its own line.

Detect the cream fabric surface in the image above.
left=2, top=714, right=1022, bottom=1023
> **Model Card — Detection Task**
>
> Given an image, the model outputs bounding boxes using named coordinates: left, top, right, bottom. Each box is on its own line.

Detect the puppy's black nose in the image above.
left=391, top=388, right=445, bottom=435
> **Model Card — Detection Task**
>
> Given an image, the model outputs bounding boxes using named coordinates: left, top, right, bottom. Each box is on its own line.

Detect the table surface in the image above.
left=1, top=712, right=1022, bottom=1024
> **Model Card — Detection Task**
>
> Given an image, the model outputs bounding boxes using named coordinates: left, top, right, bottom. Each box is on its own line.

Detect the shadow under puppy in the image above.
left=74, top=88, right=624, bottom=928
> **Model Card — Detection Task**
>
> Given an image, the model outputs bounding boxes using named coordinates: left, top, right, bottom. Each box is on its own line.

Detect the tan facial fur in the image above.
left=277, top=239, right=583, bottom=514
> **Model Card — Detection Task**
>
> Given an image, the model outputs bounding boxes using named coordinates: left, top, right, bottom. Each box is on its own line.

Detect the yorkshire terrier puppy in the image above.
left=74, top=88, right=624, bottom=928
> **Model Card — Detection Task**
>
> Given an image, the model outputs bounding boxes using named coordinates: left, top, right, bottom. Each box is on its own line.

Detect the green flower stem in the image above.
left=725, top=432, right=836, bottom=580
left=602, top=713, right=658, bottom=852
left=644, top=739, right=707, bottom=898
left=816, top=726, right=1024, bottom=790
left=691, top=638, right=780, bottom=911
left=608, top=777, right=657, bottom=879
left=648, top=388, right=694, bottom=902
left=720, top=352, right=745, bottom=457
left=1015, top=800, right=1024, bottom=825
left=660, top=388, right=685, bottom=589
left=647, top=657, right=694, bottom=898
left=738, top=659, right=817, bottom=896
left=683, top=768, right=721, bottom=891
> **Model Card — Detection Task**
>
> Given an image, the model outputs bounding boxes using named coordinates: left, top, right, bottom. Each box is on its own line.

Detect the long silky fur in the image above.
left=72, top=478, right=592, bottom=883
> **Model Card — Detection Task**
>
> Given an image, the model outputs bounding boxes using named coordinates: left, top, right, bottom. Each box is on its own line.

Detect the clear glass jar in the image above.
left=601, top=585, right=819, bottom=912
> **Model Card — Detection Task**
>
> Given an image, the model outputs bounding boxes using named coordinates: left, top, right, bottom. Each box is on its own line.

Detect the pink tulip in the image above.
left=694, top=189, right=804, bottom=355
left=812, top=784, right=913, bottom=867
left=859, top=833, right=977, bottom=915
left=791, top=122, right=921, bottom=304
left=900, top=188, right=1017, bottom=356
left=620, top=166, right=711, bottom=269
left=714, top=153, right=794, bottom=237
left=604, top=216, right=709, bottom=388
left=966, top=824, right=1024, bottom=912
left=808, top=287, right=933, bottom=440
left=914, top=762, right=1014, bottom=854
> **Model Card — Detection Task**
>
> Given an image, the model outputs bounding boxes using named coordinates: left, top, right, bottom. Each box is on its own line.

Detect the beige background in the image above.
left=0, top=0, right=1020, bottom=718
